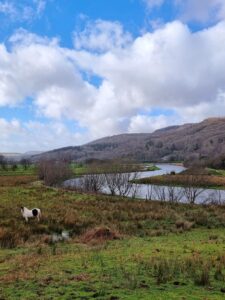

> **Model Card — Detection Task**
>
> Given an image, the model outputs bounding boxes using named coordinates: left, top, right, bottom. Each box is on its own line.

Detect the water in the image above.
left=136, top=163, right=186, bottom=178
left=52, top=230, right=70, bottom=243
left=64, top=164, right=225, bottom=204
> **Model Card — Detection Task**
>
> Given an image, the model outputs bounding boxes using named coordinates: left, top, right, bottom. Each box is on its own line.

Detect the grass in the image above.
left=0, top=175, right=225, bottom=299
left=207, top=168, right=225, bottom=177
left=0, top=162, right=160, bottom=178
left=144, top=164, right=160, bottom=172
left=136, top=171, right=225, bottom=189
left=0, top=165, right=36, bottom=176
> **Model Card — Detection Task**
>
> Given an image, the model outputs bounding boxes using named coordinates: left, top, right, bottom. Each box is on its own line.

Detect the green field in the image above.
left=0, top=162, right=160, bottom=178
left=0, top=175, right=225, bottom=299
left=0, top=165, right=36, bottom=176
left=207, top=168, right=225, bottom=177
left=70, top=162, right=160, bottom=176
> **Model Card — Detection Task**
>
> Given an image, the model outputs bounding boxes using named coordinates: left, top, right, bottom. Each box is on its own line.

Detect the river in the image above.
left=64, top=164, right=225, bottom=204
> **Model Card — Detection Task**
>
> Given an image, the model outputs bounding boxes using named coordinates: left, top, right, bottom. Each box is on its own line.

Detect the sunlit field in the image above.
left=0, top=175, right=225, bottom=299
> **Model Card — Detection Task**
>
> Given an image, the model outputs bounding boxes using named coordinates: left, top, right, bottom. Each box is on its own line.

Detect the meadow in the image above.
left=0, top=174, right=225, bottom=299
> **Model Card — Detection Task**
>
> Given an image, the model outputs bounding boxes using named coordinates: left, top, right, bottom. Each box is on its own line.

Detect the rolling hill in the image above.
left=34, top=118, right=225, bottom=163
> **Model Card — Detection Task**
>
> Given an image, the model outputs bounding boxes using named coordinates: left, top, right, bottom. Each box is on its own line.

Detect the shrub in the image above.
left=0, top=227, right=20, bottom=248
left=37, top=159, right=72, bottom=186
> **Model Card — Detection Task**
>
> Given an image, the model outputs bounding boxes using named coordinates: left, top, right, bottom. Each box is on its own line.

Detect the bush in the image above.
left=37, top=159, right=72, bottom=186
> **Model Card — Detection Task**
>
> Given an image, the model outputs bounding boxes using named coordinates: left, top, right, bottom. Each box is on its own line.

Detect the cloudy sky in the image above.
left=1, top=0, right=225, bottom=152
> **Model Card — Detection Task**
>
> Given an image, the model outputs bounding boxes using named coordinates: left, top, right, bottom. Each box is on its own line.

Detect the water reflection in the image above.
left=64, top=164, right=225, bottom=204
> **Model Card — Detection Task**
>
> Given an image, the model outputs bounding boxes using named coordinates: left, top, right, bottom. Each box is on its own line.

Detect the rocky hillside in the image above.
left=34, top=118, right=225, bottom=163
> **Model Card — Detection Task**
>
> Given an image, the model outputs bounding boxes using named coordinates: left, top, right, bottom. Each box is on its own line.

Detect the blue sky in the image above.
left=1, top=0, right=225, bottom=152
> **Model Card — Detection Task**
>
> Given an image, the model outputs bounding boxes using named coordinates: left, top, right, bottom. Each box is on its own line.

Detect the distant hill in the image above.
left=33, top=118, right=225, bottom=163
left=1, top=151, right=43, bottom=161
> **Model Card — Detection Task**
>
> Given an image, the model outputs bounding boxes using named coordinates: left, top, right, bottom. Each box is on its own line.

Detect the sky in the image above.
left=1, top=0, right=225, bottom=152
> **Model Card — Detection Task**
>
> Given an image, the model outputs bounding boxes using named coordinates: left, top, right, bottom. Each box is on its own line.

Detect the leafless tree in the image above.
left=182, top=175, right=205, bottom=204
left=153, top=186, right=166, bottom=202
left=130, top=183, right=140, bottom=199
left=203, top=190, right=225, bottom=206
left=167, top=186, right=183, bottom=203
left=37, top=159, right=72, bottom=186
left=100, top=163, right=140, bottom=197
left=104, top=172, right=120, bottom=196
left=80, top=173, right=105, bottom=193
left=146, top=185, right=154, bottom=201
left=115, top=172, right=139, bottom=197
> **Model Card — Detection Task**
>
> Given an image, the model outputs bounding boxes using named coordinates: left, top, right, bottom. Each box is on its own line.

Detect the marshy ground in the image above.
left=0, top=175, right=225, bottom=299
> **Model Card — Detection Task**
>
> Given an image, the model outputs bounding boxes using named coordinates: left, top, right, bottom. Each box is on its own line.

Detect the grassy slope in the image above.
left=0, top=176, right=225, bottom=299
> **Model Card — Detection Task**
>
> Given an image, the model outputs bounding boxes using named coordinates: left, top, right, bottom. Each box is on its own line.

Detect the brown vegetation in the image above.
left=0, top=175, right=36, bottom=187
left=80, top=227, right=120, bottom=244
left=137, top=174, right=225, bottom=189
left=1, top=175, right=225, bottom=249
left=37, top=159, right=72, bottom=185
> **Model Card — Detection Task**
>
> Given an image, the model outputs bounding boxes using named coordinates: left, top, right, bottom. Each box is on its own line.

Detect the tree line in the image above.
left=0, top=155, right=31, bottom=171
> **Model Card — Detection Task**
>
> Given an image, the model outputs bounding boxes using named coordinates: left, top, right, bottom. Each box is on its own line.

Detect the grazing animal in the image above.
left=21, top=207, right=41, bottom=222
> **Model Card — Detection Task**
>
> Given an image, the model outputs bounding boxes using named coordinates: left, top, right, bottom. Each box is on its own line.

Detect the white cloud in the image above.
left=74, top=19, right=132, bottom=52
left=143, top=0, right=225, bottom=24
left=0, top=118, right=89, bottom=152
left=128, top=114, right=176, bottom=133
left=0, top=29, right=96, bottom=115
left=176, top=0, right=225, bottom=23
left=33, top=0, right=46, bottom=15
left=72, top=21, right=225, bottom=118
left=144, top=0, right=164, bottom=10
left=0, top=0, right=47, bottom=22
left=0, top=118, right=21, bottom=138
left=1, top=20, right=225, bottom=150
left=0, top=1, right=16, bottom=18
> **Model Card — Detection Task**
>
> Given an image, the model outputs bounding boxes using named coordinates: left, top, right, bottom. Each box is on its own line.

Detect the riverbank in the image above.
left=135, top=167, right=225, bottom=190
left=1, top=175, right=225, bottom=299
left=135, top=174, right=225, bottom=189
left=71, top=162, right=160, bottom=176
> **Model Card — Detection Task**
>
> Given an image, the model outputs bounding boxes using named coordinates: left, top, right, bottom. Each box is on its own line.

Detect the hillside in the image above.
left=34, top=118, right=225, bottom=163
left=1, top=151, right=42, bottom=161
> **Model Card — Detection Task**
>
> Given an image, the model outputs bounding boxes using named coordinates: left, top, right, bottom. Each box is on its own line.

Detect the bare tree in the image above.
left=167, top=186, right=183, bottom=203
left=130, top=183, right=140, bottom=199
left=37, top=159, right=72, bottom=186
left=182, top=175, right=205, bottom=204
left=80, top=173, right=105, bottom=193
left=146, top=185, right=154, bottom=201
left=115, top=172, right=139, bottom=197
left=104, top=172, right=120, bottom=196
left=153, top=186, right=166, bottom=202
left=204, top=190, right=225, bottom=206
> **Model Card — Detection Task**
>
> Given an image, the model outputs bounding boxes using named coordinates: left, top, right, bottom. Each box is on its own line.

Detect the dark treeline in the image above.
left=0, top=155, right=32, bottom=171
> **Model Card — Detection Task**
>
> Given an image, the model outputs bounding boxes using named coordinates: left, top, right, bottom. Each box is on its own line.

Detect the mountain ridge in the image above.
left=34, top=117, right=225, bottom=163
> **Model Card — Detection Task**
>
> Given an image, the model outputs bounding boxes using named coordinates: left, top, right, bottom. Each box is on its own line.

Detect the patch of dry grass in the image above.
left=0, top=175, right=37, bottom=187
